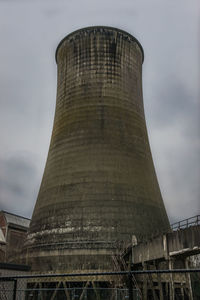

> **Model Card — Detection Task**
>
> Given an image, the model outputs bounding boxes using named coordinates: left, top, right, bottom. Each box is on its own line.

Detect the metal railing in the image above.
left=0, top=269, right=200, bottom=300
left=171, top=215, right=200, bottom=231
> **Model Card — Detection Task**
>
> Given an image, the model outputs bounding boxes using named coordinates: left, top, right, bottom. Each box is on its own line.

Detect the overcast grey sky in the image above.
left=0, top=0, right=199, bottom=223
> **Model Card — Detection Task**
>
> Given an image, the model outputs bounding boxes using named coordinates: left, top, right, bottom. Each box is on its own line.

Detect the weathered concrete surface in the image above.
left=132, top=225, right=200, bottom=264
left=24, top=26, right=170, bottom=273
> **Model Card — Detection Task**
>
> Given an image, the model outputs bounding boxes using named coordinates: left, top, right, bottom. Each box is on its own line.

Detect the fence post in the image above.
left=128, top=272, right=133, bottom=300
left=13, top=279, right=17, bottom=300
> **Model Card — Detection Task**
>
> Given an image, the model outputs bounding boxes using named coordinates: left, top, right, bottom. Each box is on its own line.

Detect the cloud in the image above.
left=150, top=77, right=199, bottom=129
left=0, top=154, right=40, bottom=217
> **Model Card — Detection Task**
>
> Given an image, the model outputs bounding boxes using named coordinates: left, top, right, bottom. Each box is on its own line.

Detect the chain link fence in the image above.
left=0, top=269, right=200, bottom=300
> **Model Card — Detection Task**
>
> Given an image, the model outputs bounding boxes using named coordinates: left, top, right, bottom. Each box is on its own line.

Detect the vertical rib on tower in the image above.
left=25, top=26, right=170, bottom=273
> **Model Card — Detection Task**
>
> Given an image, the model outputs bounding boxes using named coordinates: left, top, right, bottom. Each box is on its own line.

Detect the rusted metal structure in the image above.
left=24, top=26, right=170, bottom=274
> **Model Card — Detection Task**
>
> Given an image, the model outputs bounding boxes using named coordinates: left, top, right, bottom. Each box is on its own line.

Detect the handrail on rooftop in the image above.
left=171, top=215, right=200, bottom=231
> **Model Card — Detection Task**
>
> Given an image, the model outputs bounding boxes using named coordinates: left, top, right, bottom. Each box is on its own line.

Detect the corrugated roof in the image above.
left=2, top=211, right=30, bottom=229
left=0, top=228, right=6, bottom=244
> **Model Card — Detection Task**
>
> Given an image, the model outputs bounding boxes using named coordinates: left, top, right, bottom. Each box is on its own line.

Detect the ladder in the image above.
left=112, top=253, right=142, bottom=299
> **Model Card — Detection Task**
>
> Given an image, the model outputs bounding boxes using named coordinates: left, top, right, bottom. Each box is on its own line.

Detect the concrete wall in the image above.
left=132, top=225, right=200, bottom=264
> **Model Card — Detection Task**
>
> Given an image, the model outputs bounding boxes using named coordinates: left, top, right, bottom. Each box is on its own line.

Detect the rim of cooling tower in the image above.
left=55, top=26, right=144, bottom=63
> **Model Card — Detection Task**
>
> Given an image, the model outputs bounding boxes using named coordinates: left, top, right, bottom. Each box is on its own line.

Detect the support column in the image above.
left=156, top=262, right=164, bottom=300
left=142, top=262, right=148, bottom=300
left=169, top=259, right=175, bottom=300
left=185, top=258, right=193, bottom=300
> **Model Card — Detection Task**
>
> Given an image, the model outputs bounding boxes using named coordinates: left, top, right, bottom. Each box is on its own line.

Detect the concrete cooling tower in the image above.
left=25, top=26, right=170, bottom=273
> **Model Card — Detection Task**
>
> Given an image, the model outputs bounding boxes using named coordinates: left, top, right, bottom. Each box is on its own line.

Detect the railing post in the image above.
left=128, top=272, right=133, bottom=300
left=13, top=279, right=17, bottom=300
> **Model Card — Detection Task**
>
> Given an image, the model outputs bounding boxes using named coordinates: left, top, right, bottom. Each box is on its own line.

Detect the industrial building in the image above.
left=0, top=210, right=30, bottom=263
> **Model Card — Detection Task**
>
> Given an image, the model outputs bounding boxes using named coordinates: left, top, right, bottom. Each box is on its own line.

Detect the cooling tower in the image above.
left=25, top=26, right=170, bottom=273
